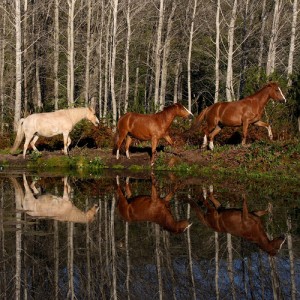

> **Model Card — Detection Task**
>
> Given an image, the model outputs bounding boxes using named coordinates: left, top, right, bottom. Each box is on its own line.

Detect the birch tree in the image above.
left=258, top=0, right=267, bottom=69
left=14, top=0, right=22, bottom=130
left=67, top=0, right=76, bottom=106
left=0, top=0, right=6, bottom=134
left=226, top=0, right=238, bottom=102
left=154, top=0, right=164, bottom=109
left=54, top=0, right=60, bottom=110
left=187, top=0, right=198, bottom=111
left=214, top=0, right=220, bottom=103
left=111, top=0, right=119, bottom=125
left=266, top=0, right=283, bottom=76
left=85, top=0, right=92, bottom=106
left=287, top=0, right=298, bottom=86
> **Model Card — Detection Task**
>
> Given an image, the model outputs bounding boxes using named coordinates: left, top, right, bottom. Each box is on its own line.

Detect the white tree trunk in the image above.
left=14, top=0, right=22, bottom=131
left=226, top=0, right=237, bottom=102
left=154, top=0, right=164, bottom=109
left=124, top=0, right=131, bottom=113
left=54, top=0, right=60, bottom=110
left=215, top=0, right=220, bottom=103
left=0, top=0, right=6, bottom=134
left=159, top=2, right=176, bottom=109
left=111, top=0, right=119, bottom=126
left=287, top=0, right=298, bottom=86
left=67, top=0, right=76, bottom=106
left=173, top=58, right=181, bottom=104
left=266, top=0, right=282, bottom=76
left=187, top=0, right=198, bottom=111
left=258, top=0, right=267, bottom=68
left=85, top=0, right=92, bottom=106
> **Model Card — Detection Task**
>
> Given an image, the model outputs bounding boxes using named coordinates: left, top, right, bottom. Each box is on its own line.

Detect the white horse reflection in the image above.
left=13, top=175, right=99, bottom=223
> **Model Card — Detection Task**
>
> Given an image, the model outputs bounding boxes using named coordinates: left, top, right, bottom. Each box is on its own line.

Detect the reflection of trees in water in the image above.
left=0, top=176, right=298, bottom=299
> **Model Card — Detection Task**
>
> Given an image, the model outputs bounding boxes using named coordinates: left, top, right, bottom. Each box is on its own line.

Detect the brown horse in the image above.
left=191, top=82, right=286, bottom=150
left=189, top=186, right=285, bottom=256
left=115, top=103, right=193, bottom=165
left=116, top=175, right=191, bottom=233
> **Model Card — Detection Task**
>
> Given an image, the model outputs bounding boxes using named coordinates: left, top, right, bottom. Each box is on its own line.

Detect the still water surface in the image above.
left=0, top=170, right=299, bottom=299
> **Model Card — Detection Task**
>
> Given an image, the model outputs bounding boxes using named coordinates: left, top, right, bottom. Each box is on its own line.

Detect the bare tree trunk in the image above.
left=0, top=0, right=6, bottom=134
left=226, top=0, right=238, bottom=102
left=154, top=0, right=164, bottom=109
left=14, top=0, right=22, bottom=130
left=0, top=182, right=7, bottom=299
left=54, top=0, right=60, bottom=110
left=227, top=233, right=236, bottom=300
left=187, top=0, right=198, bottom=111
left=23, top=0, right=28, bottom=115
left=67, top=222, right=74, bottom=299
left=214, top=0, right=220, bottom=103
left=84, top=0, right=92, bottom=106
left=287, top=216, right=296, bottom=300
left=266, top=0, right=282, bottom=76
left=134, top=57, right=140, bottom=107
left=35, top=56, right=42, bottom=110
left=67, top=0, right=76, bottom=106
left=173, top=58, right=181, bottom=103
left=111, top=0, right=119, bottom=126
left=258, top=0, right=267, bottom=68
left=124, top=0, right=131, bottom=113
left=160, top=1, right=176, bottom=109
left=287, top=0, right=298, bottom=86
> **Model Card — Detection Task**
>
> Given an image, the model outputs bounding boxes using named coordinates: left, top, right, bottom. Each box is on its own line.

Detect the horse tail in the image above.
left=189, top=107, right=209, bottom=132
left=10, top=118, right=25, bottom=154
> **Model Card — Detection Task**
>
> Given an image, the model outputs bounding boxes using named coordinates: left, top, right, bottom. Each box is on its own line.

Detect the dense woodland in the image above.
left=0, top=0, right=299, bottom=137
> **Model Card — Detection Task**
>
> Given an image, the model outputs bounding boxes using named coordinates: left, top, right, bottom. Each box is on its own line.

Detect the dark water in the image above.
left=0, top=170, right=299, bottom=300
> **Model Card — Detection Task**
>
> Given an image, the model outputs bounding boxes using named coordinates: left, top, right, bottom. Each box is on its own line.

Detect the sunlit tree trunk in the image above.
left=287, top=0, right=298, bottom=86
left=85, top=0, right=92, bottom=106
left=54, top=0, right=60, bottom=110
left=226, top=0, right=237, bottom=102
left=23, top=0, right=29, bottom=114
left=258, top=0, right=267, bottom=69
left=187, top=0, right=197, bottom=111
left=154, top=0, right=164, bottom=109
left=173, top=58, right=181, bottom=103
left=0, top=0, right=6, bottom=134
left=35, top=55, right=42, bottom=110
left=14, top=0, right=22, bottom=130
left=214, top=0, right=220, bottom=103
left=160, top=1, right=176, bottom=109
left=67, top=0, right=76, bottom=106
left=110, top=0, right=118, bottom=125
left=266, top=0, right=282, bottom=76
left=124, top=0, right=131, bottom=113
left=133, top=57, right=140, bottom=108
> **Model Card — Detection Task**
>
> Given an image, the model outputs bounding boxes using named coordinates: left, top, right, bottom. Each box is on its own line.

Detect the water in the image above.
left=0, top=170, right=299, bottom=299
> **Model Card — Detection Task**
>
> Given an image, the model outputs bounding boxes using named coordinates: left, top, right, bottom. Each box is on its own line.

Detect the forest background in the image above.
left=0, top=0, right=299, bottom=148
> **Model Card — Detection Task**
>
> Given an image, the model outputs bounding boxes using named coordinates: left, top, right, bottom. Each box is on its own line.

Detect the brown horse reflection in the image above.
left=11, top=175, right=99, bottom=223
left=191, top=82, right=286, bottom=150
left=115, top=103, right=193, bottom=165
left=190, top=186, right=285, bottom=256
left=116, top=175, right=191, bottom=233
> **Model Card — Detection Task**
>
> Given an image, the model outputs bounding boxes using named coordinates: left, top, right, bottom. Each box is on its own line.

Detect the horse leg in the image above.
left=125, top=136, right=132, bottom=159
left=30, top=135, right=39, bottom=152
left=116, top=130, right=127, bottom=160
left=207, top=185, right=222, bottom=209
left=23, top=135, right=33, bottom=158
left=164, top=135, right=173, bottom=145
left=254, top=120, right=273, bottom=141
left=208, top=125, right=222, bottom=150
left=201, top=126, right=209, bottom=149
left=62, top=132, right=70, bottom=155
left=150, top=137, right=158, bottom=166
left=125, top=177, right=132, bottom=197
left=242, top=120, right=249, bottom=145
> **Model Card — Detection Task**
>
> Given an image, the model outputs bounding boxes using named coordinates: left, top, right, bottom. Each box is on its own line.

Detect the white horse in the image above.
left=10, top=107, right=99, bottom=158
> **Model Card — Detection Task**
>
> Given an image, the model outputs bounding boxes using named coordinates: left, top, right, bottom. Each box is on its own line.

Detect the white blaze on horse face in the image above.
left=278, top=87, right=286, bottom=103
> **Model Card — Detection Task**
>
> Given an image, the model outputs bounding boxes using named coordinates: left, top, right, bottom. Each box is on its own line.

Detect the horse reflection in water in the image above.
left=13, top=175, right=99, bottom=223
left=190, top=186, right=285, bottom=256
left=116, top=175, right=191, bottom=233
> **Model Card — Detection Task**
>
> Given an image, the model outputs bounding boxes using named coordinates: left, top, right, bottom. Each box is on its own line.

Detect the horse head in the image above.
left=173, top=103, right=193, bottom=119
left=87, top=107, right=100, bottom=126
left=267, top=82, right=286, bottom=103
